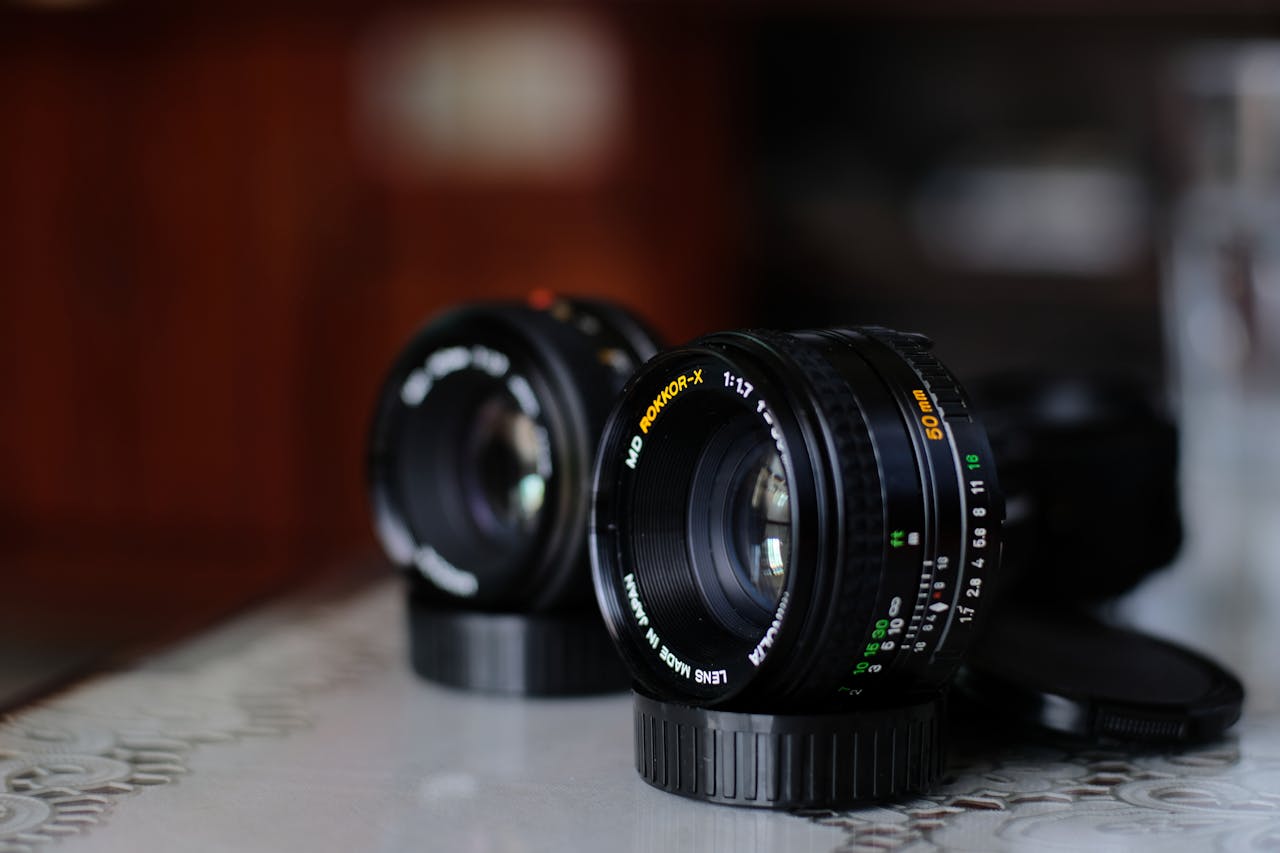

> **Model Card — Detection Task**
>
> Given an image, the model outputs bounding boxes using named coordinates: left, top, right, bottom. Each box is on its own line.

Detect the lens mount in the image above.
left=591, top=327, right=1002, bottom=711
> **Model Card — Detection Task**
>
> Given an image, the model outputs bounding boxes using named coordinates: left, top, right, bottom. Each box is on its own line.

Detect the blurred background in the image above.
left=2, top=3, right=1277, bottom=708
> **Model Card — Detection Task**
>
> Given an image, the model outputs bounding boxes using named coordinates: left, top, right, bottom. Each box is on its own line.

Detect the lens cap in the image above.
left=408, top=588, right=632, bottom=696
left=632, top=691, right=946, bottom=809
left=956, top=609, right=1244, bottom=743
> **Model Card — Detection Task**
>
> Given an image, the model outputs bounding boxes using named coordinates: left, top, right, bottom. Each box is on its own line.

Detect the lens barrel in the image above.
left=369, top=298, right=660, bottom=694
left=591, top=326, right=1001, bottom=803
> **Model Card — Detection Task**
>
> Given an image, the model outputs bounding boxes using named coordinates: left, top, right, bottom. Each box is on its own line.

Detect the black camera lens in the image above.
left=591, top=326, right=1001, bottom=804
left=369, top=297, right=660, bottom=694
left=594, top=326, right=1001, bottom=707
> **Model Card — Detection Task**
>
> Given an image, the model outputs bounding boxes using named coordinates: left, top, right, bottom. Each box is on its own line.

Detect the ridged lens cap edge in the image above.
left=632, top=690, right=947, bottom=809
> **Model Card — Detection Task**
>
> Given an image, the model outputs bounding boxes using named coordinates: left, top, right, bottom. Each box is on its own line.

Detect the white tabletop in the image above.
left=2, top=577, right=1278, bottom=853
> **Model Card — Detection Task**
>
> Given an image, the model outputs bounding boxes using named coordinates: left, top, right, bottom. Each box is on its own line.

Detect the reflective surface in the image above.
left=466, top=394, right=546, bottom=536
left=2, top=579, right=1279, bottom=853
left=732, top=447, right=790, bottom=610
left=0, top=582, right=843, bottom=853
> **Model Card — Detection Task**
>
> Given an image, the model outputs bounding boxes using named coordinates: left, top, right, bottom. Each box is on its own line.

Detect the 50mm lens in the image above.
left=592, top=327, right=1003, bottom=711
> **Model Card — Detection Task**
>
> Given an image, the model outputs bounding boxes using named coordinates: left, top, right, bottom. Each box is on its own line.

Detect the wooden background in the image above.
left=3, top=2, right=1276, bottom=658
left=0, top=5, right=742, bottom=648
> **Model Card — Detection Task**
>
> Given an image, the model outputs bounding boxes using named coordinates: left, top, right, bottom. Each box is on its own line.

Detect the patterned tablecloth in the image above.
left=2, top=578, right=1278, bottom=853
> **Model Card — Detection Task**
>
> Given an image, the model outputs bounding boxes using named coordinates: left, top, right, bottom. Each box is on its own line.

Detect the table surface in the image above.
left=3, top=577, right=1279, bottom=853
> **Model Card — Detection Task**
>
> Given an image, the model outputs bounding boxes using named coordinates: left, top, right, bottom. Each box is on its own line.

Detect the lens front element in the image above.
left=733, top=446, right=791, bottom=609
left=467, top=394, right=547, bottom=536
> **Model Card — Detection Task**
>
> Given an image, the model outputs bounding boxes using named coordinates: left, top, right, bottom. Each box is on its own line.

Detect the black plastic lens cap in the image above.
left=407, top=591, right=631, bottom=696
left=632, top=690, right=946, bottom=809
left=956, top=609, right=1245, bottom=743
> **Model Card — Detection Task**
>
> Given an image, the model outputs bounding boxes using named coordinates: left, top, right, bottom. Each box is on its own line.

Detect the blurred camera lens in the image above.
left=970, top=373, right=1183, bottom=602
left=369, top=297, right=660, bottom=694
left=591, top=326, right=1001, bottom=805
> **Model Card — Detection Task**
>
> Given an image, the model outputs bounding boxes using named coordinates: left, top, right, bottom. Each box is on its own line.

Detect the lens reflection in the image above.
left=731, top=448, right=790, bottom=609
left=469, top=395, right=545, bottom=534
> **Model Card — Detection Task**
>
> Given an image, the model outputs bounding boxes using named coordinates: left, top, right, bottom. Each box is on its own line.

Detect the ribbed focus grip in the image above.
left=407, top=593, right=631, bottom=696
left=859, top=327, right=972, bottom=421
left=633, top=691, right=946, bottom=809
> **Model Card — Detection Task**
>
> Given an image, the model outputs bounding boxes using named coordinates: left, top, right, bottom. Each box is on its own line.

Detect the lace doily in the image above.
left=0, top=588, right=396, bottom=853
left=3, top=579, right=1278, bottom=853
left=805, top=729, right=1280, bottom=851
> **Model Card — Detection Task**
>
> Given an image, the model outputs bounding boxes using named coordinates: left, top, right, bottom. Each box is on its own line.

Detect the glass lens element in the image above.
left=731, top=447, right=790, bottom=609
left=467, top=395, right=545, bottom=535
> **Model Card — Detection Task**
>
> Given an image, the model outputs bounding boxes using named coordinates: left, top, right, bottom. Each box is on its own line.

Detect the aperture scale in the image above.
left=839, top=329, right=999, bottom=682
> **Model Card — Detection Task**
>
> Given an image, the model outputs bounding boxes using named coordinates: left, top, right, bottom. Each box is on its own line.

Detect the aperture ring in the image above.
left=852, top=326, right=1002, bottom=675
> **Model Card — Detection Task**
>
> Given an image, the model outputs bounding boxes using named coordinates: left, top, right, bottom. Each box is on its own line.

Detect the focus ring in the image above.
left=860, top=328, right=972, bottom=422
left=633, top=690, right=946, bottom=809
left=750, top=331, right=886, bottom=702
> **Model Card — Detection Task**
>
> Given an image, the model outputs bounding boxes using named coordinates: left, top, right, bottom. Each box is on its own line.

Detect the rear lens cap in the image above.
left=632, top=690, right=947, bottom=809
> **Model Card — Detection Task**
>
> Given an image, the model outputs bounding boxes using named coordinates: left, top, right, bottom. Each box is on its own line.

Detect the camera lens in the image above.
left=369, top=297, right=660, bottom=693
left=385, top=364, right=547, bottom=599
left=592, top=326, right=1002, bottom=711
